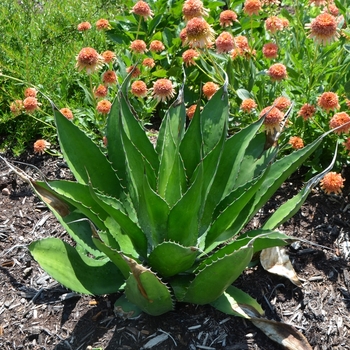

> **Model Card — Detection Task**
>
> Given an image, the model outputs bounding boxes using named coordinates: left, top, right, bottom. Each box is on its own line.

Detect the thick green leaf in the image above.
left=183, top=244, right=254, bottom=304
left=125, top=261, right=174, bottom=316
left=54, top=108, right=121, bottom=198
left=138, top=174, right=170, bottom=247
left=29, top=238, right=125, bottom=295
left=114, top=294, right=143, bottom=319
left=148, top=241, right=198, bottom=277
left=211, top=285, right=264, bottom=317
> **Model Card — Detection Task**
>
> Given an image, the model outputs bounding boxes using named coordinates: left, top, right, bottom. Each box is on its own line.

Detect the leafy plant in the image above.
left=7, top=69, right=341, bottom=347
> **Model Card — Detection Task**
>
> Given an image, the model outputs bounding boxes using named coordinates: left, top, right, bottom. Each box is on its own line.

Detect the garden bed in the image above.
left=1, top=154, right=350, bottom=349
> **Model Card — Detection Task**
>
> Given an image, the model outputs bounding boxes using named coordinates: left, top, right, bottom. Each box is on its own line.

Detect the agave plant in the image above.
left=9, top=74, right=339, bottom=348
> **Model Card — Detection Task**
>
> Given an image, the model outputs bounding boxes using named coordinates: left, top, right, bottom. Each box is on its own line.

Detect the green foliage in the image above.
left=28, top=78, right=326, bottom=319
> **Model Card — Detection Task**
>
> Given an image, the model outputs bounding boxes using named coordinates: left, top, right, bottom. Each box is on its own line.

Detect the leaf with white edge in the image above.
left=29, top=238, right=125, bottom=295
left=148, top=241, right=198, bottom=277
left=183, top=244, right=254, bottom=304
left=260, top=247, right=302, bottom=287
left=124, top=257, right=174, bottom=316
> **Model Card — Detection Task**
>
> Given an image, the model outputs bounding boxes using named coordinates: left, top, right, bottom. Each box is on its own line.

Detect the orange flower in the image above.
left=320, top=172, right=345, bottom=195
left=131, top=80, right=148, bottom=98
left=179, top=28, right=187, bottom=44
left=60, top=108, right=74, bottom=120
left=96, top=19, right=110, bottom=30
left=288, top=136, right=304, bottom=149
left=23, top=97, right=39, bottom=112
left=182, top=49, right=199, bottom=66
left=318, top=92, right=339, bottom=111
left=9, top=100, right=23, bottom=116
left=24, top=87, right=37, bottom=98
left=273, top=96, right=291, bottom=111
left=130, top=39, right=147, bottom=54
left=265, top=16, right=284, bottom=34
left=323, top=4, right=339, bottom=17
left=234, top=35, right=250, bottom=51
left=243, top=0, right=262, bottom=16
left=182, top=0, right=209, bottom=21
left=219, top=10, right=238, bottom=27
left=202, top=82, right=219, bottom=100
left=102, top=50, right=116, bottom=64
left=102, top=70, right=117, bottom=85
left=309, top=0, right=327, bottom=6
left=262, top=42, right=279, bottom=59
left=240, top=98, right=257, bottom=113
left=126, top=66, right=141, bottom=78
left=329, top=112, right=350, bottom=134
left=94, top=84, right=108, bottom=98
left=152, top=79, right=175, bottom=102
left=142, top=58, right=155, bottom=68
left=305, top=13, right=339, bottom=45
left=298, top=103, right=316, bottom=120
left=186, top=104, right=198, bottom=119
left=34, top=139, right=50, bottom=155
left=131, top=1, right=154, bottom=20
left=216, top=32, right=235, bottom=54
left=77, top=22, right=91, bottom=31
left=268, top=63, right=287, bottom=81
left=96, top=100, right=112, bottom=114
left=185, top=17, right=215, bottom=48
left=149, top=40, right=165, bottom=52
left=76, top=47, right=104, bottom=74
left=260, top=106, right=284, bottom=132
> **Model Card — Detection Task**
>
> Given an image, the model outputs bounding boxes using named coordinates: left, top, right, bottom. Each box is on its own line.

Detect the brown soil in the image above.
left=1, top=154, right=350, bottom=350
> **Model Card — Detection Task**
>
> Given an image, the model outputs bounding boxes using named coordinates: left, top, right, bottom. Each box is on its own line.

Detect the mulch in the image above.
left=1, top=154, right=350, bottom=349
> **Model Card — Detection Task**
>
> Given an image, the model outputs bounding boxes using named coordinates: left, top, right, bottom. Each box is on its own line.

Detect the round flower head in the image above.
left=10, top=100, right=23, bottom=116
left=320, top=172, right=345, bottom=195
left=24, top=87, right=37, bottom=98
left=60, top=108, right=74, bottom=120
left=152, top=79, right=175, bottom=102
left=243, top=0, right=262, bottom=16
left=234, top=35, right=249, bottom=51
left=149, top=40, right=165, bottom=52
left=305, top=13, right=339, bottom=46
left=186, top=104, right=198, bottom=119
left=77, top=21, right=91, bottom=31
left=182, top=49, right=199, bottom=66
left=318, top=91, right=339, bottom=111
left=262, top=42, right=279, bottom=59
left=216, top=31, right=235, bottom=54
left=219, top=10, right=238, bottom=27
left=298, top=103, right=316, bottom=120
left=182, top=0, right=209, bottom=21
left=259, top=106, right=284, bottom=132
left=240, top=98, right=257, bottom=113
left=102, top=70, right=117, bottom=86
left=126, top=65, right=141, bottom=78
left=130, top=39, right=147, bottom=54
left=76, top=47, right=104, bottom=74
left=96, top=19, right=110, bottom=30
left=273, top=96, right=291, bottom=111
left=131, top=80, right=148, bottom=98
left=329, top=112, right=350, bottom=134
left=94, top=84, right=108, bottom=98
left=142, top=58, right=155, bottom=68
left=185, top=17, right=215, bottom=48
left=202, top=82, right=219, bottom=100
left=323, top=4, right=339, bottom=17
left=96, top=100, right=112, bottom=115
left=288, top=136, right=304, bottom=149
left=131, top=1, right=154, bottom=20
left=102, top=50, right=116, bottom=64
left=265, top=16, right=284, bottom=34
left=23, top=97, right=39, bottom=113
left=179, top=28, right=188, bottom=44
left=268, top=63, right=287, bottom=81
left=34, top=139, right=50, bottom=155
left=281, top=18, right=289, bottom=28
